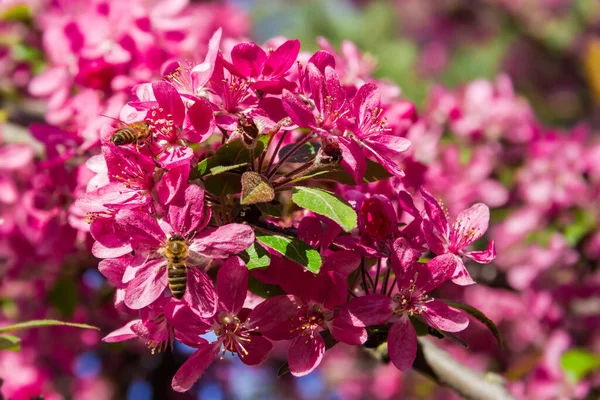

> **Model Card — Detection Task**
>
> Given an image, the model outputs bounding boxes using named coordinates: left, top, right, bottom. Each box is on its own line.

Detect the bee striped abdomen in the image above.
left=168, top=263, right=187, bottom=299
left=110, top=121, right=151, bottom=146
left=164, top=235, right=189, bottom=300
left=111, top=128, right=138, bottom=146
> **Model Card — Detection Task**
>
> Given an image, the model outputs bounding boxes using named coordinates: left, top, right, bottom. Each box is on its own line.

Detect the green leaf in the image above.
left=48, top=278, right=78, bottom=317
left=195, top=138, right=267, bottom=177
left=0, top=320, right=99, bottom=333
left=204, top=172, right=242, bottom=198
left=247, top=275, right=285, bottom=298
left=256, top=202, right=283, bottom=217
left=1, top=5, right=31, bottom=22
left=12, top=43, right=42, bottom=63
left=563, top=209, right=596, bottom=247
left=443, top=301, right=503, bottom=349
left=241, top=172, right=275, bottom=205
left=209, top=162, right=248, bottom=176
left=255, top=228, right=322, bottom=273
left=239, top=242, right=271, bottom=270
left=279, top=142, right=320, bottom=162
left=292, top=187, right=357, bottom=232
left=0, top=334, right=21, bottom=351
left=560, top=349, right=600, bottom=383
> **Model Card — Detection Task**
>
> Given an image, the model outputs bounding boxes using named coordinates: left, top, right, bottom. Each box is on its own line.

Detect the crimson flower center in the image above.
left=290, top=305, right=325, bottom=339
left=215, top=312, right=252, bottom=358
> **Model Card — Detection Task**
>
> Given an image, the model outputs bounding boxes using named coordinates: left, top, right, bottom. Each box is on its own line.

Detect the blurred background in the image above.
left=1, top=0, right=600, bottom=399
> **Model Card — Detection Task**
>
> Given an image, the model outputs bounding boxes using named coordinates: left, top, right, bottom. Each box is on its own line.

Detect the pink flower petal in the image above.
left=92, top=241, right=132, bottom=259
left=282, top=89, right=316, bottom=128
left=373, top=134, right=411, bottom=154
left=166, top=184, right=207, bottom=236
left=190, top=224, right=254, bottom=258
left=329, top=317, right=367, bottom=345
left=116, top=210, right=165, bottom=246
left=391, top=238, right=420, bottom=275
left=238, top=335, right=272, bottom=366
left=164, top=301, right=212, bottom=337
left=231, top=42, right=267, bottom=78
left=263, top=39, right=300, bottom=77
left=322, top=250, right=360, bottom=276
left=422, top=301, right=469, bottom=332
left=152, top=81, right=185, bottom=125
left=388, top=317, right=417, bottom=371
left=421, top=218, right=447, bottom=255
left=172, top=341, right=220, bottom=392
left=450, top=256, right=476, bottom=286
left=184, top=268, right=218, bottom=318
left=191, top=28, right=221, bottom=88
left=450, top=203, right=490, bottom=249
left=98, top=258, right=127, bottom=288
left=465, top=240, right=496, bottom=264
left=156, top=165, right=188, bottom=206
left=298, top=216, right=322, bottom=248
left=217, top=257, right=248, bottom=314
left=186, top=98, right=215, bottom=143
left=338, top=136, right=366, bottom=184
left=102, top=320, right=139, bottom=342
left=307, top=50, right=335, bottom=73
left=124, top=259, right=167, bottom=310
left=288, top=334, right=325, bottom=377
left=418, top=253, right=458, bottom=293
left=247, top=295, right=299, bottom=340
left=420, top=187, right=449, bottom=237
left=340, top=294, right=394, bottom=327
left=353, top=83, right=380, bottom=121
left=364, top=145, right=405, bottom=177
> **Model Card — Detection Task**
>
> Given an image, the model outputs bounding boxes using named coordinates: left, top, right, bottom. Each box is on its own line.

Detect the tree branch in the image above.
left=413, top=338, right=515, bottom=400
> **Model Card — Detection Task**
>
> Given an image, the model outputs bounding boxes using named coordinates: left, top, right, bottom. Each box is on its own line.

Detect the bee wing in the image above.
left=187, top=250, right=211, bottom=267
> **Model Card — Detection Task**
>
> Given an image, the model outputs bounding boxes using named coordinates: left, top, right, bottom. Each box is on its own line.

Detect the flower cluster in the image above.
left=75, top=31, right=498, bottom=392
left=409, top=75, right=600, bottom=399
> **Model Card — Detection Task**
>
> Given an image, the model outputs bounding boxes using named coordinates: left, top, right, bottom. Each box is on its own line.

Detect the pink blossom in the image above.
left=97, top=185, right=254, bottom=314
left=166, top=257, right=272, bottom=392
left=341, top=238, right=468, bottom=371
left=420, top=187, right=496, bottom=285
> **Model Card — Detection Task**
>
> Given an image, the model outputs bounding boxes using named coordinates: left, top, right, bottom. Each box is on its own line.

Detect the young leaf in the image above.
left=247, top=275, right=285, bottom=298
left=256, top=202, right=283, bottom=217
left=239, top=241, right=271, bottom=270
left=443, top=301, right=503, bottom=349
left=560, top=349, right=600, bottom=383
left=292, top=187, right=357, bottom=232
left=241, top=172, right=275, bottom=205
left=255, top=228, right=322, bottom=273
left=0, top=335, right=21, bottom=351
left=279, top=142, right=320, bottom=162
left=209, top=162, right=248, bottom=176
left=0, top=320, right=99, bottom=333
left=195, top=138, right=267, bottom=177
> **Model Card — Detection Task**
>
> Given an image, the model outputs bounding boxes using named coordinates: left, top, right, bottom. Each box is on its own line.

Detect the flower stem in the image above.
left=266, top=132, right=312, bottom=178
left=381, top=263, right=391, bottom=295
left=272, top=157, right=316, bottom=187
left=374, top=259, right=381, bottom=292
left=264, top=131, right=287, bottom=176
left=360, top=258, right=369, bottom=294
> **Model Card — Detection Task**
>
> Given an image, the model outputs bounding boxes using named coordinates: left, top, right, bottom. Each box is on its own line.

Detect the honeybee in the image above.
left=110, top=120, right=152, bottom=146
left=164, top=234, right=189, bottom=299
